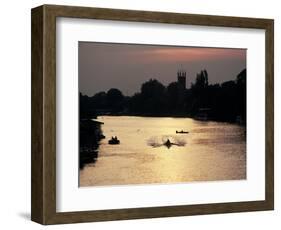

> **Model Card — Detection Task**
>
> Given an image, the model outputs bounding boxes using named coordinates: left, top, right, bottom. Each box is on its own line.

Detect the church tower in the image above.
left=177, top=69, right=187, bottom=107
left=177, top=70, right=186, bottom=90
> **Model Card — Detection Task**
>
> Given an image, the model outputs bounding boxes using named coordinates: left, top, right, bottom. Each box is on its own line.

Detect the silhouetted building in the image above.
left=177, top=69, right=186, bottom=107
left=177, top=70, right=186, bottom=90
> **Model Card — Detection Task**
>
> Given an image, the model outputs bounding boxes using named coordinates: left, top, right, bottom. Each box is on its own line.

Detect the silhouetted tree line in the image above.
left=80, top=68, right=246, bottom=123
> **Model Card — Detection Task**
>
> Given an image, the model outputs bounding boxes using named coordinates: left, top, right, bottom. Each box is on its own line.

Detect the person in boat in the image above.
left=109, top=136, right=120, bottom=144
left=164, top=139, right=171, bottom=147
left=176, top=130, right=189, bottom=134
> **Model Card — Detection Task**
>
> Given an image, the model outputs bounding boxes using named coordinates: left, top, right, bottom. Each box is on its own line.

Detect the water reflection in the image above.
left=147, top=136, right=187, bottom=148
left=79, top=116, right=246, bottom=187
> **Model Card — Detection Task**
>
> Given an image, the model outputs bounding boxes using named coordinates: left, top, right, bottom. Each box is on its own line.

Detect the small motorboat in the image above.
left=176, top=130, right=189, bottom=134
left=108, top=136, right=120, bottom=145
left=164, top=139, right=172, bottom=148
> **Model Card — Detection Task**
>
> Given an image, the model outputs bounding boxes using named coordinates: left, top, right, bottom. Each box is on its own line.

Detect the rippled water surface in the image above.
left=79, top=116, right=246, bottom=187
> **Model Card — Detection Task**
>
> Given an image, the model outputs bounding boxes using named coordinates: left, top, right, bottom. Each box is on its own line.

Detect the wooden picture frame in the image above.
left=31, top=4, right=274, bottom=225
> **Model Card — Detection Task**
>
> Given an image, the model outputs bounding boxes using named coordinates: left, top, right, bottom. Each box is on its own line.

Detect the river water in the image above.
left=79, top=116, right=246, bottom=187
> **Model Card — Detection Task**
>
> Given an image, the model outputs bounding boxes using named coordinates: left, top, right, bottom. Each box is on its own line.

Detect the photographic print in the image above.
left=79, top=42, right=247, bottom=187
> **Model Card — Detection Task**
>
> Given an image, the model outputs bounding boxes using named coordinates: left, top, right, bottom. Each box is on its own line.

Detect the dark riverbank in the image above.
left=79, top=119, right=105, bottom=169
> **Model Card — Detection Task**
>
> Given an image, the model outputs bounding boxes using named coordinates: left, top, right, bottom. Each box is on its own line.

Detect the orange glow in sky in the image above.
left=130, top=47, right=246, bottom=62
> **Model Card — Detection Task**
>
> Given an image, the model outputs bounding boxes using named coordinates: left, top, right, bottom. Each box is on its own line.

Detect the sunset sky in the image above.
left=79, top=42, right=246, bottom=96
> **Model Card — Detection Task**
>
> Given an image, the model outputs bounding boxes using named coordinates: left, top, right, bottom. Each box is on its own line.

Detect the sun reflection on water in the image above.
left=80, top=116, right=246, bottom=187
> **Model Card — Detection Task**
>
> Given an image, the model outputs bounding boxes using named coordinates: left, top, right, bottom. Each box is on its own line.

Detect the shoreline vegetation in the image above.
left=80, top=68, right=246, bottom=123
left=79, top=68, right=246, bottom=168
